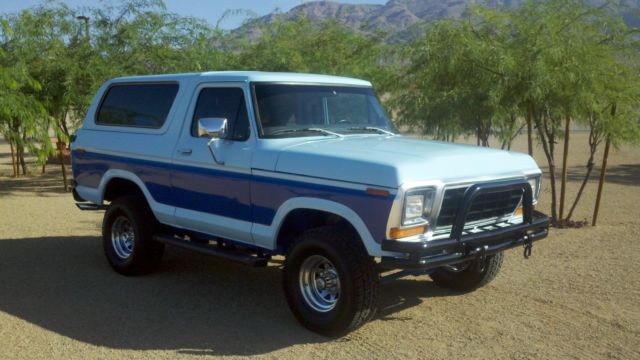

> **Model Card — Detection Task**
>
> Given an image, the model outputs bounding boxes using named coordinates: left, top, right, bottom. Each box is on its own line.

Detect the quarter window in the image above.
left=96, top=83, right=179, bottom=128
left=191, top=87, right=250, bottom=141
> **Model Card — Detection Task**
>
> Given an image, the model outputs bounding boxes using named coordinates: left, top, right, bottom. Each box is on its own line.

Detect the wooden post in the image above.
left=559, top=114, right=571, bottom=220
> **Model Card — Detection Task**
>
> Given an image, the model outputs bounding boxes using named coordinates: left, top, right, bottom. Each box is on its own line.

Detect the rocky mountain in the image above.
left=234, top=0, right=639, bottom=42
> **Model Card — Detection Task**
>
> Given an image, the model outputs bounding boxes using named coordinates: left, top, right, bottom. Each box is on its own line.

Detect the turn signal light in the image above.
left=390, top=225, right=427, bottom=239
left=514, top=207, right=523, bottom=217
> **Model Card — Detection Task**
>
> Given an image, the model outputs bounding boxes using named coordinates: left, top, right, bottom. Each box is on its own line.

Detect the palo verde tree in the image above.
left=1, top=4, right=95, bottom=188
left=390, top=11, right=521, bottom=146
left=393, top=0, right=640, bottom=223
left=235, top=16, right=393, bottom=93
left=90, top=0, right=227, bottom=77
left=0, top=14, right=50, bottom=177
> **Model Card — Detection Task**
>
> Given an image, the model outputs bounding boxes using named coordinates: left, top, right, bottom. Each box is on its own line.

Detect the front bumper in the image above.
left=380, top=179, right=550, bottom=270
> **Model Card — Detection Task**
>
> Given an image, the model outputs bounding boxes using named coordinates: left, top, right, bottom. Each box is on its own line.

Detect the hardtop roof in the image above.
left=111, top=71, right=372, bottom=87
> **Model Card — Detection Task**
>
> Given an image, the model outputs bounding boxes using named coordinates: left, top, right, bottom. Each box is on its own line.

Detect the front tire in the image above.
left=429, top=251, right=504, bottom=292
left=283, top=225, right=379, bottom=336
left=102, top=196, right=164, bottom=275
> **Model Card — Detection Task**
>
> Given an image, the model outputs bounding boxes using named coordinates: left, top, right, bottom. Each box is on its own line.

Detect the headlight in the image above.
left=402, top=188, right=435, bottom=226
left=527, top=175, right=541, bottom=203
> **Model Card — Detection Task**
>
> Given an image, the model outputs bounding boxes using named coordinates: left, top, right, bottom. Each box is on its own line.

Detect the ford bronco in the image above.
left=71, top=71, right=549, bottom=336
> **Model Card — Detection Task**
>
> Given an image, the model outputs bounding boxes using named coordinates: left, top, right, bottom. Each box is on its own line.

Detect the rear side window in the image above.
left=191, top=87, right=250, bottom=141
left=96, top=83, right=179, bottom=128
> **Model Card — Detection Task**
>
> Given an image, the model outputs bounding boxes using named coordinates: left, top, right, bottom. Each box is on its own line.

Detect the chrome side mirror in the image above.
left=198, top=117, right=228, bottom=139
left=198, top=117, right=227, bottom=165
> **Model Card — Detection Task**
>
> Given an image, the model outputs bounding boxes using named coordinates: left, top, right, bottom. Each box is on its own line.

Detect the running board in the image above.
left=76, top=203, right=108, bottom=211
left=152, top=234, right=269, bottom=267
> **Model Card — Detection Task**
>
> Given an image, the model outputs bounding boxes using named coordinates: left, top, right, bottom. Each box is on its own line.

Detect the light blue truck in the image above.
left=71, top=71, right=549, bottom=336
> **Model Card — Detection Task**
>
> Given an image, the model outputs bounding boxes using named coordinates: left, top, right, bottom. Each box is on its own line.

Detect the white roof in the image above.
left=111, top=71, right=372, bottom=87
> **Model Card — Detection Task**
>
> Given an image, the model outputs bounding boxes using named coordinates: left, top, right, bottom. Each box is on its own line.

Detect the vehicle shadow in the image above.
left=0, top=236, right=452, bottom=355
left=378, top=277, right=459, bottom=322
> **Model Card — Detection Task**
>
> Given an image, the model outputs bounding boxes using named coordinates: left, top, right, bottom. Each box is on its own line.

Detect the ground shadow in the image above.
left=0, top=171, right=67, bottom=196
left=542, top=163, right=640, bottom=188
left=565, top=163, right=640, bottom=187
left=595, top=164, right=640, bottom=187
left=0, top=236, right=453, bottom=355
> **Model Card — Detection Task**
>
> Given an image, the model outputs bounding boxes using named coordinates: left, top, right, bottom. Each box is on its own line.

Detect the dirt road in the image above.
left=0, top=134, right=638, bottom=359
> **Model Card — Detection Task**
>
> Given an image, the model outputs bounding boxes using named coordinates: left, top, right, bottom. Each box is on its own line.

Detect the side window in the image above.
left=191, top=87, right=250, bottom=141
left=96, top=83, right=178, bottom=128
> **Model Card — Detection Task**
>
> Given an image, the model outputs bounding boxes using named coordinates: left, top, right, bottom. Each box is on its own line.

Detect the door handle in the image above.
left=177, top=148, right=192, bottom=155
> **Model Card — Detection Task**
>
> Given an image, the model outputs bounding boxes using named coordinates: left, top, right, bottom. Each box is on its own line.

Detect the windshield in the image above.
left=252, top=83, right=396, bottom=138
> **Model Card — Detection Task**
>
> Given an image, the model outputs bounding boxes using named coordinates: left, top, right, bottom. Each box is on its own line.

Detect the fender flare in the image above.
left=256, top=197, right=386, bottom=257
left=92, top=169, right=174, bottom=224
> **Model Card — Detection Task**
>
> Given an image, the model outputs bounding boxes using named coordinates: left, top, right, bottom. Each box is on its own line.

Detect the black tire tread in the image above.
left=430, top=251, right=504, bottom=292
left=283, top=225, right=378, bottom=336
left=102, top=195, right=164, bottom=275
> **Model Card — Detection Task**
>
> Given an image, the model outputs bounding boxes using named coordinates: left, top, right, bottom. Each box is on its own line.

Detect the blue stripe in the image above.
left=72, top=150, right=394, bottom=242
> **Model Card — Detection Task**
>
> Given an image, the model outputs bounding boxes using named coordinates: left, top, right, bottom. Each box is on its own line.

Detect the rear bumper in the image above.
left=380, top=179, right=549, bottom=270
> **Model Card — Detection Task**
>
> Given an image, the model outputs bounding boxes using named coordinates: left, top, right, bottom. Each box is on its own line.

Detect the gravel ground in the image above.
left=0, top=133, right=638, bottom=359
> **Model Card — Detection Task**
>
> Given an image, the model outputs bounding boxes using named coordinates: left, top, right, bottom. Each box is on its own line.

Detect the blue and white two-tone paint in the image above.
left=71, top=71, right=543, bottom=257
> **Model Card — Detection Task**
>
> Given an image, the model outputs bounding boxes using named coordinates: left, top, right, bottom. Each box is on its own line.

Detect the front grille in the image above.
left=436, top=187, right=522, bottom=227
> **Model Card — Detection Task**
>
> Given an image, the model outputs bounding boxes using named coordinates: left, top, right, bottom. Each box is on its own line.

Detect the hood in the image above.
left=273, top=135, right=540, bottom=188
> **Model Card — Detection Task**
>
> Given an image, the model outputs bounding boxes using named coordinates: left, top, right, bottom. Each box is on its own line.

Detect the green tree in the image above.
left=235, top=16, right=393, bottom=92
left=0, top=15, right=49, bottom=177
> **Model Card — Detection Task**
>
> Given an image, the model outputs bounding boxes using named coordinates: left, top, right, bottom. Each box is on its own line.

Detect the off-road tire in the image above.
left=102, top=196, right=164, bottom=275
left=283, top=225, right=379, bottom=336
left=429, top=251, right=504, bottom=292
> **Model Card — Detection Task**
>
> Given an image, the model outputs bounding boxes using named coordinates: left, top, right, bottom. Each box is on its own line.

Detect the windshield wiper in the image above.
left=347, top=126, right=396, bottom=136
left=269, top=127, right=344, bottom=138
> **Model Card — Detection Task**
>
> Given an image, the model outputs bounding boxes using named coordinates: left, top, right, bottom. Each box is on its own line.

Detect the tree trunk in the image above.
left=56, top=136, right=69, bottom=192
left=526, top=108, right=533, bottom=156
left=8, top=137, right=17, bottom=178
left=19, top=146, right=27, bottom=175
left=566, top=114, right=600, bottom=220
left=20, top=130, right=28, bottom=175
left=17, top=140, right=27, bottom=176
left=592, top=137, right=611, bottom=226
left=535, top=110, right=558, bottom=221
left=559, top=114, right=571, bottom=220
left=566, top=158, right=594, bottom=220
left=592, top=103, right=616, bottom=226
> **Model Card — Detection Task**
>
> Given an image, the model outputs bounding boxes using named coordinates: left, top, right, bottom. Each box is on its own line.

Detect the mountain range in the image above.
left=235, top=0, right=640, bottom=42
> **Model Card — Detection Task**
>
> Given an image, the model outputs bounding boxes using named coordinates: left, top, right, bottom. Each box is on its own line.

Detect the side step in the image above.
left=76, top=203, right=108, bottom=211
left=153, top=234, right=269, bottom=267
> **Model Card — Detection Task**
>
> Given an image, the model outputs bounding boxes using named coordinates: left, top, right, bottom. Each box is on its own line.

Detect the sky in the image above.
left=0, top=0, right=388, bottom=29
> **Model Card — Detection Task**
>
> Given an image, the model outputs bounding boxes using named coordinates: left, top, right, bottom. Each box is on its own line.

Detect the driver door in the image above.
left=171, top=82, right=254, bottom=244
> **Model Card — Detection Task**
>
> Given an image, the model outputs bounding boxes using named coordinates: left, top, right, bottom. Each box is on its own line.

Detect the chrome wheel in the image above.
left=299, top=255, right=341, bottom=312
left=111, top=216, right=135, bottom=259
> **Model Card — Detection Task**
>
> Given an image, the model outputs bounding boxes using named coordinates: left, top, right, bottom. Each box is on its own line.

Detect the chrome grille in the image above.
left=437, top=187, right=522, bottom=227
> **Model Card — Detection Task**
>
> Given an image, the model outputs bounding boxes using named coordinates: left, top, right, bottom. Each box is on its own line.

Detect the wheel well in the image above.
left=103, top=178, right=145, bottom=202
left=276, top=209, right=359, bottom=253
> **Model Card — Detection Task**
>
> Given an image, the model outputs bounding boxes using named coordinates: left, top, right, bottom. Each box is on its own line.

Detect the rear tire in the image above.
left=283, top=225, right=379, bottom=336
left=429, top=251, right=504, bottom=292
left=102, top=196, right=164, bottom=275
